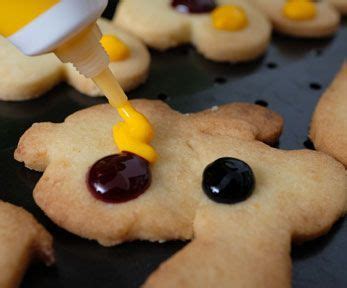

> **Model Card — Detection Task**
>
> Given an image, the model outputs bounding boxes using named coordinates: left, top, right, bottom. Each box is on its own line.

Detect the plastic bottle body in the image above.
left=0, top=0, right=108, bottom=56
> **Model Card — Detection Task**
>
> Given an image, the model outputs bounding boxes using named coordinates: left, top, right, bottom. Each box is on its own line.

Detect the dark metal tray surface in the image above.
left=0, top=2, right=347, bottom=287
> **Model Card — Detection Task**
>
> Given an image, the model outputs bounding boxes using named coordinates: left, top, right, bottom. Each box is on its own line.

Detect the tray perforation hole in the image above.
left=157, top=93, right=169, bottom=101
left=303, top=138, right=315, bottom=150
left=214, top=77, right=227, bottom=84
left=309, top=82, right=322, bottom=90
left=255, top=100, right=268, bottom=107
left=266, top=62, right=278, bottom=69
left=315, top=49, right=323, bottom=56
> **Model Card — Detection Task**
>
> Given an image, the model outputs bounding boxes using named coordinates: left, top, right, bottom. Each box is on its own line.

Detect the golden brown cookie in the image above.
left=0, top=201, right=54, bottom=288
left=0, top=18, right=150, bottom=101
left=15, top=100, right=346, bottom=287
left=248, top=0, right=340, bottom=38
left=115, top=0, right=271, bottom=62
left=310, top=63, right=347, bottom=167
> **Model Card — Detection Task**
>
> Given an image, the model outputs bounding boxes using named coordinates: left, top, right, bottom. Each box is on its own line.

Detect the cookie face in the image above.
left=0, top=18, right=150, bottom=101
left=310, top=63, right=347, bottom=167
left=0, top=201, right=54, bottom=288
left=249, top=0, right=340, bottom=38
left=15, top=99, right=346, bottom=286
left=329, top=0, right=347, bottom=14
left=115, top=0, right=271, bottom=62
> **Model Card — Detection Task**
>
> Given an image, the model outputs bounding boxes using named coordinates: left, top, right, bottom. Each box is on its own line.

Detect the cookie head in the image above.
left=115, top=0, right=271, bottom=62
left=249, top=0, right=340, bottom=38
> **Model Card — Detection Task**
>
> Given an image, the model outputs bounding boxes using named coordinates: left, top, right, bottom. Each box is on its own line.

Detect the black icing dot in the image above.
left=202, top=157, right=255, bottom=204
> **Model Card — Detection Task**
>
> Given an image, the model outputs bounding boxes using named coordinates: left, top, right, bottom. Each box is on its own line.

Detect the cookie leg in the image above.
left=144, top=207, right=292, bottom=288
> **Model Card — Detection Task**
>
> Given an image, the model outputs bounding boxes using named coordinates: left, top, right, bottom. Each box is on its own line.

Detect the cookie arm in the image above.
left=191, top=103, right=283, bottom=145
left=14, top=122, right=56, bottom=171
left=0, top=201, right=54, bottom=288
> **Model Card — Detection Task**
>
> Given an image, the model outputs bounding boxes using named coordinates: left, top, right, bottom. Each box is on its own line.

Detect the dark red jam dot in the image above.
left=87, top=152, right=151, bottom=203
left=171, top=0, right=216, bottom=14
left=202, top=157, right=255, bottom=204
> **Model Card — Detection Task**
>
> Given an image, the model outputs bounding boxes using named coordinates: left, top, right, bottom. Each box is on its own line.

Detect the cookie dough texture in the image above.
left=115, top=0, right=271, bottom=62
left=248, top=0, right=340, bottom=38
left=329, top=0, right=347, bottom=14
left=0, top=18, right=150, bottom=101
left=310, top=63, right=347, bottom=167
left=15, top=99, right=346, bottom=287
left=0, top=201, right=54, bottom=288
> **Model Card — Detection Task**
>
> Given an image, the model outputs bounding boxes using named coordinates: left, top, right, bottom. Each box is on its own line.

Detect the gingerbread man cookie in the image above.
left=310, top=63, right=347, bottom=167
left=248, top=0, right=340, bottom=38
left=15, top=99, right=346, bottom=287
left=0, top=201, right=54, bottom=288
left=0, top=18, right=150, bottom=101
left=115, top=0, right=271, bottom=62
left=328, top=0, right=347, bottom=14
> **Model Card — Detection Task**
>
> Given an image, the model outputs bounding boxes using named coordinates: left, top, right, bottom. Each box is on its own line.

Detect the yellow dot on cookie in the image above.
left=100, top=35, right=130, bottom=62
left=283, top=0, right=317, bottom=21
left=211, top=5, right=248, bottom=31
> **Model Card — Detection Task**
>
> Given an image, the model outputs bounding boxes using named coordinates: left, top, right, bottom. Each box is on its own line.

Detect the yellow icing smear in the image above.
left=283, top=0, right=317, bottom=21
left=93, top=68, right=157, bottom=163
left=100, top=35, right=130, bottom=62
left=211, top=5, right=248, bottom=31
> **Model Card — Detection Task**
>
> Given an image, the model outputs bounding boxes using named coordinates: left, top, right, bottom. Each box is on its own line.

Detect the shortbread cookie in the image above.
left=115, top=0, right=271, bottom=62
left=248, top=0, right=340, bottom=38
left=310, top=63, right=347, bottom=167
left=0, top=18, right=150, bottom=101
left=0, top=201, right=54, bottom=288
left=15, top=99, right=346, bottom=287
left=329, top=0, right=347, bottom=14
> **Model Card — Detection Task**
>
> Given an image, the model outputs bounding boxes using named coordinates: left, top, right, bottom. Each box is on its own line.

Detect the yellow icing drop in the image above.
left=100, top=35, right=130, bottom=62
left=283, top=0, right=317, bottom=21
left=92, top=69, right=157, bottom=163
left=211, top=5, right=248, bottom=31
left=114, top=102, right=157, bottom=163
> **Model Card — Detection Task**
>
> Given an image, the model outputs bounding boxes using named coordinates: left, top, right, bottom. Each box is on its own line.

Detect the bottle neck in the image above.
left=54, top=23, right=108, bottom=78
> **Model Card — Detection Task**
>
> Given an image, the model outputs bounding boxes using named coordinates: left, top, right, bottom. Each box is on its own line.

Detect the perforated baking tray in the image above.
left=0, top=2, right=346, bottom=287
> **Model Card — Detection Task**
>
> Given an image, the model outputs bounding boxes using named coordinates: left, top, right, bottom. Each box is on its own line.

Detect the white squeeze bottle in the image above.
left=0, top=0, right=157, bottom=163
left=1, top=1, right=110, bottom=78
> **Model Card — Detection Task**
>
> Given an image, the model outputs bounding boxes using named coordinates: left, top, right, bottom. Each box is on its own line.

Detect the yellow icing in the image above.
left=283, top=0, right=317, bottom=21
left=211, top=5, right=248, bottom=31
left=92, top=68, right=157, bottom=163
left=100, top=35, right=130, bottom=62
left=114, top=102, right=157, bottom=163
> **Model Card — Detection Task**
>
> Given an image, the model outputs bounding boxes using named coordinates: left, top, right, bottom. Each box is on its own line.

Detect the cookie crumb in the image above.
left=211, top=106, right=219, bottom=111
